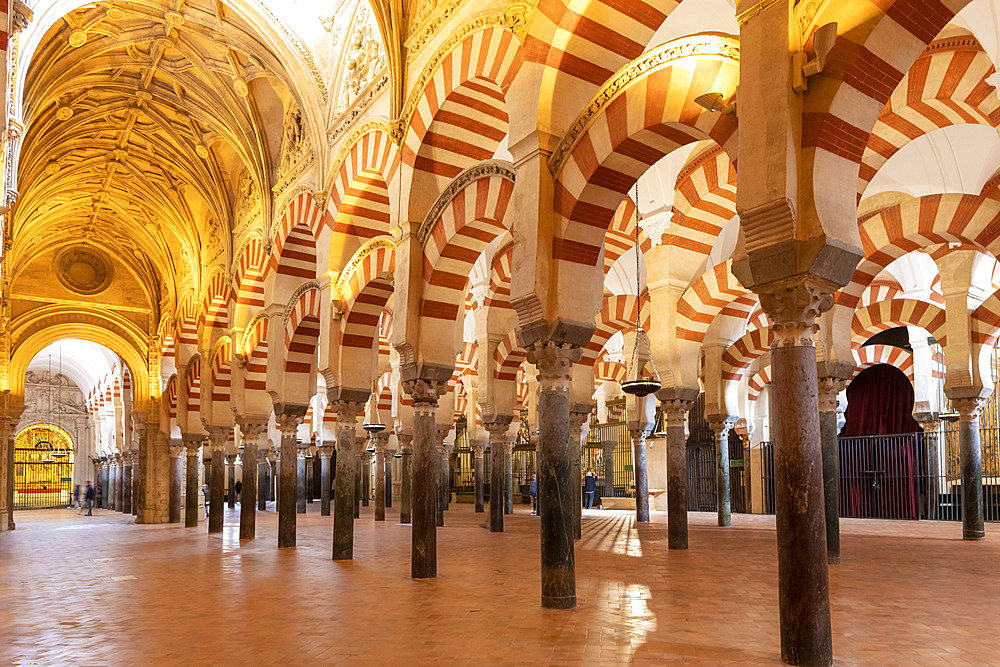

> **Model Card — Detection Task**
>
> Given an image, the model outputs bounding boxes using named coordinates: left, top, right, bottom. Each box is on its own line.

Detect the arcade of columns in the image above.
left=2, top=1, right=1000, bottom=665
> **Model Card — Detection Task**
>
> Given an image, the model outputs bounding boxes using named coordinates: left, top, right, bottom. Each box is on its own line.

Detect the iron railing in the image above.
left=14, top=447, right=74, bottom=509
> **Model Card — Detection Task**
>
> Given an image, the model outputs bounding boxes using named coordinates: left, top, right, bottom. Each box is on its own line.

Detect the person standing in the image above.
left=71, top=483, right=81, bottom=509
left=584, top=471, right=598, bottom=509
left=82, top=481, right=95, bottom=516
left=235, top=479, right=242, bottom=504
left=530, top=474, right=538, bottom=515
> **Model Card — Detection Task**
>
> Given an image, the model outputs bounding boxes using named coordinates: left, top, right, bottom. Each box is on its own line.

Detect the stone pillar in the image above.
left=659, top=396, right=694, bottom=550
left=917, top=417, right=940, bottom=520
left=116, top=456, right=125, bottom=511
left=354, top=436, right=364, bottom=519
left=435, top=426, right=449, bottom=527
left=227, top=454, right=237, bottom=509
left=183, top=437, right=203, bottom=527
left=206, top=428, right=228, bottom=534
left=601, top=440, right=615, bottom=505
left=953, top=397, right=986, bottom=541
left=374, top=432, right=389, bottom=521
left=238, top=420, right=266, bottom=540
left=385, top=448, right=393, bottom=508
left=709, top=420, right=733, bottom=527
left=762, top=281, right=834, bottom=665
left=569, top=408, right=589, bottom=538
left=398, top=432, right=413, bottom=525
left=0, top=417, right=12, bottom=530
left=168, top=444, right=184, bottom=523
left=296, top=449, right=307, bottom=514
left=405, top=379, right=445, bottom=579
left=331, top=399, right=363, bottom=560
left=486, top=419, right=512, bottom=532
left=318, top=446, right=333, bottom=517
left=101, top=459, right=110, bottom=510
left=442, top=440, right=453, bottom=513
left=471, top=441, right=486, bottom=513
left=122, top=458, right=133, bottom=515
left=130, top=452, right=140, bottom=517
left=258, top=453, right=269, bottom=510
left=503, top=440, right=514, bottom=514
left=275, top=407, right=306, bottom=548
left=362, top=446, right=371, bottom=508
left=630, top=428, right=650, bottom=524
left=527, top=341, right=580, bottom=610
left=818, top=378, right=847, bottom=564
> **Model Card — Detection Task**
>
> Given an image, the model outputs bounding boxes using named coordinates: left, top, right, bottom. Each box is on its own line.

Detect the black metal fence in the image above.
left=14, top=448, right=74, bottom=509
left=686, top=440, right=750, bottom=513
left=758, top=428, right=1000, bottom=522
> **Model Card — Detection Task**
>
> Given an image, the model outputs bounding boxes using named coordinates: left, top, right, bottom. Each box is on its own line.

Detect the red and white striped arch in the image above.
left=233, top=235, right=268, bottom=321
left=552, top=45, right=739, bottom=271
left=339, top=242, right=395, bottom=358
left=859, top=34, right=1000, bottom=198
left=971, top=289, right=1000, bottom=346
left=185, top=355, right=201, bottom=416
left=672, top=146, right=737, bottom=256
left=851, top=299, right=947, bottom=348
left=269, top=193, right=324, bottom=280
left=404, top=26, right=522, bottom=216
left=175, top=296, right=199, bottom=350
left=721, top=327, right=773, bottom=382
left=676, top=261, right=753, bottom=345
left=210, top=337, right=232, bottom=408
left=375, top=371, right=394, bottom=414
left=580, top=293, right=650, bottom=366
left=594, top=354, right=627, bottom=386
left=494, top=330, right=525, bottom=382
left=852, top=345, right=915, bottom=383
left=241, top=315, right=269, bottom=395
left=748, top=365, right=771, bottom=403
left=859, top=278, right=904, bottom=308
left=200, top=269, right=232, bottom=341
left=486, top=241, right=513, bottom=309
left=284, top=288, right=322, bottom=389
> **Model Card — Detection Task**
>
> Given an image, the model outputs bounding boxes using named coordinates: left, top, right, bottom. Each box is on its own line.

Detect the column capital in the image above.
left=257, top=448, right=271, bottom=463
left=316, top=445, right=335, bottom=458
left=484, top=416, right=513, bottom=437
left=204, top=426, right=230, bottom=452
left=757, top=277, right=835, bottom=348
left=403, top=378, right=447, bottom=408
left=569, top=409, right=589, bottom=436
left=236, top=416, right=268, bottom=443
left=331, top=399, right=365, bottom=425
left=708, top=418, right=735, bottom=438
left=526, top=341, right=580, bottom=392
left=373, top=430, right=391, bottom=448
left=471, top=441, right=487, bottom=458
left=395, top=431, right=413, bottom=453
left=502, top=440, right=515, bottom=455
left=817, top=376, right=848, bottom=413
left=275, top=404, right=308, bottom=435
left=661, top=399, right=694, bottom=426
left=169, top=444, right=185, bottom=459
left=296, top=447, right=309, bottom=460
left=952, top=397, right=985, bottom=421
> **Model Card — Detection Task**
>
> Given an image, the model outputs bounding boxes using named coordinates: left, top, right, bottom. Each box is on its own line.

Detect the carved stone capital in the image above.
left=169, top=445, right=186, bottom=459
left=403, top=378, right=447, bottom=406
left=952, top=397, right=984, bottom=421
left=502, top=440, right=515, bottom=455
left=484, top=416, right=513, bottom=439
left=182, top=433, right=204, bottom=455
left=708, top=419, right=734, bottom=438
left=316, top=445, right=335, bottom=458
left=396, top=432, right=413, bottom=453
left=758, top=278, right=835, bottom=348
left=238, top=418, right=268, bottom=445
left=569, top=410, right=589, bottom=437
left=471, top=441, right=487, bottom=458
left=817, top=377, right=848, bottom=413
left=205, top=426, right=230, bottom=452
left=275, top=404, right=308, bottom=436
left=331, top=400, right=364, bottom=426
left=661, top=399, right=694, bottom=427
left=257, top=449, right=270, bottom=464
left=527, top=341, right=580, bottom=392
left=435, top=424, right=451, bottom=446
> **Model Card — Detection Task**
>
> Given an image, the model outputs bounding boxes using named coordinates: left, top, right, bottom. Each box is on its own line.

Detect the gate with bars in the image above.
left=14, top=447, right=74, bottom=509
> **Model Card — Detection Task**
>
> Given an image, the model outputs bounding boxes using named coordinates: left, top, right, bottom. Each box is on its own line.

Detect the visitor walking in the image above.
left=82, top=481, right=94, bottom=516
left=71, top=483, right=81, bottom=509
left=530, top=474, right=537, bottom=515
left=235, top=479, right=242, bottom=503
left=584, top=471, right=597, bottom=509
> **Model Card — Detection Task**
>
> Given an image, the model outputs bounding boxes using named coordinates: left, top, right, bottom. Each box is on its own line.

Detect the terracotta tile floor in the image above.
left=0, top=503, right=997, bottom=665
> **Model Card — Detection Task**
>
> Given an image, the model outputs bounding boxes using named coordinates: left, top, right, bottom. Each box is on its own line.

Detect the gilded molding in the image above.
left=326, top=119, right=393, bottom=194
left=416, top=160, right=515, bottom=247
left=326, top=72, right=390, bottom=148
left=547, top=33, right=740, bottom=178
left=335, top=237, right=395, bottom=297
left=405, top=0, right=470, bottom=63
left=281, top=280, right=321, bottom=327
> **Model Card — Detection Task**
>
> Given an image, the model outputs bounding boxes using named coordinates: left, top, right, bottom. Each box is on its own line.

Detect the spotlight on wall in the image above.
left=792, top=22, right=838, bottom=92
left=694, top=92, right=736, bottom=116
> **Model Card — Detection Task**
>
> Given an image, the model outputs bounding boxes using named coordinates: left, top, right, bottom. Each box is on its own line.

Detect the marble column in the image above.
left=630, top=428, right=650, bottom=523
left=374, top=432, right=389, bottom=521
left=953, top=397, right=986, bottom=541
left=569, top=408, right=589, bottom=538
left=435, top=426, right=449, bottom=527
left=238, top=420, right=266, bottom=540
left=354, top=437, right=364, bottom=519
left=405, top=380, right=445, bottom=579
left=398, top=432, right=413, bottom=525
left=503, top=440, right=514, bottom=514
left=258, top=453, right=269, bottom=510
left=116, top=456, right=125, bottom=511
left=385, top=448, right=393, bottom=508
left=658, top=395, right=694, bottom=550
left=486, top=419, right=512, bottom=532
left=471, top=442, right=486, bottom=513
left=818, top=378, right=847, bottom=564
left=7, top=414, right=19, bottom=529
left=601, top=440, right=615, bottom=506
left=227, top=454, right=237, bottom=509
left=318, top=446, right=333, bottom=516
left=168, top=444, right=184, bottom=523
left=183, top=437, right=203, bottom=527
left=296, top=449, right=308, bottom=514
left=709, top=420, right=733, bottom=527
left=362, top=447, right=371, bottom=507
left=122, top=459, right=133, bottom=515
left=332, top=399, right=363, bottom=560
left=101, top=459, right=110, bottom=510
left=130, top=452, right=139, bottom=517
left=765, top=282, right=833, bottom=665
left=527, top=341, right=580, bottom=610
left=206, top=428, right=228, bottom=535
left=442, top=441, right=453, bottom=512
left=275, top=407, right=306, bottom=548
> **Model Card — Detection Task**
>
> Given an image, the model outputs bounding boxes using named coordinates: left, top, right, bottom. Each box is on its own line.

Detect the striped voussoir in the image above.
left=185, top=355, right=201, bottom=415
left=970, top=289, right=1000, bottom=346
left=853, top=344, right=915, bottom=382
left=859, top=33, right=1000, bottom=197
left=404, top=25, right=521, bottom=205
left=486, top=241, right=513, bottom=309
left=860, top=278, right=904, bottom=309
left=594, top=355, right=627, bottom=385
left=851, top=299, right=947, bottom=348
left=579, top=293, right=649, bottom=367
left=341, top=277, right=393, bottom=352
left=671, top=146, right=737, bottom=257
left=284, top=288, right=322, bottom=378
left=748, top=365, right=771, bottom=403
left=675, top=261, right=752, bottom=345
left=553, top=56, right=738, bottom=269
left=199, top=269, right=233, bottom=331
left=234, top=236, right=268, bottom=313
left=242, top=316, right=269, bottom=394
left=376, top=371, right=394, bottom=413
left=721, top=327, right=773, bottom=383
left=270, top=193, right=324, bottom=280
left=330, top=128, right=395, bottom=235
left=165, top=376, right=177, bottom=421
left=210, top=338, right=232, bottom=405
left=175, top=298, right=199, bottom=349
left=493, top=330, right=525, bottom=383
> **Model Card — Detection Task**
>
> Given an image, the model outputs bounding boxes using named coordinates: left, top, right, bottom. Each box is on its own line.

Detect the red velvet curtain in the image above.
left=839, top=363, right=922, bottom=518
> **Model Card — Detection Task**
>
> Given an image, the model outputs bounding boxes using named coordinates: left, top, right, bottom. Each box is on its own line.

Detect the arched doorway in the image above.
left=14, top=424, right=74, bottom=509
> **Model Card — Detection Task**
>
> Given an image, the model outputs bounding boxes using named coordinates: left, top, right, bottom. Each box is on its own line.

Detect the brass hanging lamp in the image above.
left=621, top=179, right=661, bottom=398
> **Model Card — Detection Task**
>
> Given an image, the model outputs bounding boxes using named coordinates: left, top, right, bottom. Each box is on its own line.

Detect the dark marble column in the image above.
left=766, top=285, right=833, bottom=666
left=237, top=420, right=266, bottom=540
left=709, top=420, right=733, bottom=527
left=472, top=442, right=486, bottom=513
left=332, top=399, right=364, bottom=560
left=318, top=446, right=333, bottom=516
left=115, top=457, right=124, bottom=511
left=296, top=449, right=307, bottom=514
left=385, top=448, right=394, bottom=508
left=630, top=428, right=650, bottom=523
left=953, top=397, right=986, bottom=541
left=168, top=444, right=184, bottom=523
left=122, top=460, right=133, bottom=515
left=353, top=438, right=364, bottom=519
left=101, top=459, right=110, bottom=510
left=527, top=341, right=580, bottom=610
left=374, top=432, right=389, bottom=521
left=275, top=407, right=306, bottom=548
left=130, top=451, right=139, bottom=517
left=362, top=447, right=371, bottom=507
left=601, top=441, right=615, bottom=506
left=434, top=426, right=449, bottom=527
left=183, top=437, right=203, bottom=528
left=398, top=432, right=413, bottom=525
left=569, top=409, right=589, bottom=539
left=486, top=419, right=512, bottom=532
left=258, top=454, right=269, bottom=511
left=817, top=378, right=847, bottom=564
left=409, top=385, right=442, bottom=578
left=206, top=428, right=229, bottom=535
left=658, top=395, right=694, bottom=550
left=503, top=441, right=514, bottom=514
left=443, top=442, right=453, bottom=512
left=227, top=454, right=237, bottom=508
left=3, top=416, right=17, bottom=529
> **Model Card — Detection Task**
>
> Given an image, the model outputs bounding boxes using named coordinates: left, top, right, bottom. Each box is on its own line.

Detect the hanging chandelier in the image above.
left=362, top=379, right=387, bottom=434
left=621, top=179, right=661, bottom=398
